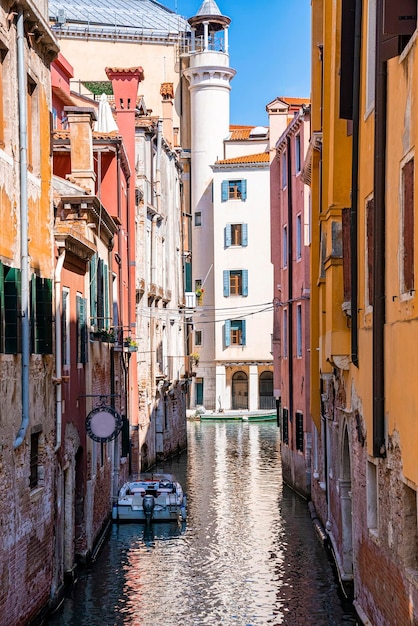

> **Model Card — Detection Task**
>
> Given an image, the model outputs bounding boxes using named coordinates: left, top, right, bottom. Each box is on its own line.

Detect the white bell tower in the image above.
left=183, top=1, right=235, bottom=407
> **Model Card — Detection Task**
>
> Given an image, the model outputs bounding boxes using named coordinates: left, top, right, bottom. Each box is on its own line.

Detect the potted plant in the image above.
left=195, top=287, right=204, bottom=304
left=124, top=336, right=138, bottom=351
left=190, top=352, right=200, bottom=367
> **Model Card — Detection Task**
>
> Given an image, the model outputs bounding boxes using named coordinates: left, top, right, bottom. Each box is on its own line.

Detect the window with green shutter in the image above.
left=30, top=275, right=53, bottom=354
left=1, top=264, right=22, bottom=354
left=76, top=294, right=88, bottom=364
left=90, top=254, right=110, bottom=331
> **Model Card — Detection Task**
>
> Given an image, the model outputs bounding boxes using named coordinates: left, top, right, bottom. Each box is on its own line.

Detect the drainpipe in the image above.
left=54, top=247, right=66, bottom=451
left=350, top=0, right=362, bottom=368
left=14, top=9, right=30, bottom=449
left=373, top=0, right=386, bottom=457
left=286, top=135, right=294, bottom=430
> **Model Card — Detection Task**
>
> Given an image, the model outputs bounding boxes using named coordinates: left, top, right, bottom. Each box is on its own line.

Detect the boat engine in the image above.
left=142, top=494, right=155, bottom=519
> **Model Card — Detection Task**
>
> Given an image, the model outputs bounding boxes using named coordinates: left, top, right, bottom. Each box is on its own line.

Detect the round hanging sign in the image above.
left=85, top=406, right=123, bottom=443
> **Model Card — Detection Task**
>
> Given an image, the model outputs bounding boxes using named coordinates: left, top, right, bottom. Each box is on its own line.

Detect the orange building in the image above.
left=310, top=0, right=418, bottom=622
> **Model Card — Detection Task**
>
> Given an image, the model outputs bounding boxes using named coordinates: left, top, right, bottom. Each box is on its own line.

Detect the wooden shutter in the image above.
left=225, top=224, right=231, bottom=248
left=241, top=179, right=247, bottom=201
left=241, top=320, right=246, bottom=346
left=225, top=319, right=231, bottom=347
left=340, top=0, right=356, bottom=120
left=342, top=207, right=351, bottom=302
left=90, top=254, right=97, bottom=328
left=104, top=263, right=109, bottom=329
left=223, top=270, right=230, bottom=297
left=5, top=267, right=20, bottom=354
left=242, top=223, right=248, bottom=247
left=221, top=180, right=228, bottom=202
left=242, top=269, right=248, bottom=296
left=296, top=411, right=304, bottom=451
left=403, top=158, right=414, bottom=292
left=185, top=260, right=192, bottom=292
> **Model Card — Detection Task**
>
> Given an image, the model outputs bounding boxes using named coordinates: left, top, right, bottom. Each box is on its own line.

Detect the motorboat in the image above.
left=113, top=473, right=187, bottom=523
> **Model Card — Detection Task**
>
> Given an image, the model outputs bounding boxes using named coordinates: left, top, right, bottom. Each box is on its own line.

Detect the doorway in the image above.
left=232, top=371, right=248, bottom=410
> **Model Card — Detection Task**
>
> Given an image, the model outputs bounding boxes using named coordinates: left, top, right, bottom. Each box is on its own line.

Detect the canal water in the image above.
left=47, top=421, right=360, bottom=626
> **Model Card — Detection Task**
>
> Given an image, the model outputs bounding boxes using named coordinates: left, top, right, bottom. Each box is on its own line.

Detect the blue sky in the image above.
left=166, top=0, right=311, bottom=126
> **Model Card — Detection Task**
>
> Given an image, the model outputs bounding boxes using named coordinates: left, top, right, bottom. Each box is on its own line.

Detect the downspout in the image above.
left=54, top=247, right=66, bottom=451
left=350, top=0, right=362, bottom=368
left=286, top=135, right=294, bottom=429
left=14, top=9, right=30, bottom=449
left=373, top=0, right=386, bottom=457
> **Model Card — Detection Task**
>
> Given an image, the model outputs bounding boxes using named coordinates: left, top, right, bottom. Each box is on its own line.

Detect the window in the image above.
left=282, top=151, right=287, bottom=188
left=296, top=214, right=302, bottom=260
left=283, top=308, right=288, bottom=358
left=27, top=75, right=39, bottom=174
left=282, top=407, right=289, bottom=444
left=296, top=411, right=304, bottom=452
left=30, top=431, right=40, bottom=489
left=90, top=253, right=110, bottom=330
left=195, top=211, right=202, bottom=226
left=296, top=304, right=302, bottom=357
left=221, top=179, right=247, bottom=201
left=0, top=263, right=21, bottom=354
left=76, top=293, right=87, bottom=364
left=402, top=157, right=414, bottom=293
left=295, top=134, right=301, bottom=173
left=283, top=225, right=288, bottom=268
left=195, top=330, right=202, bottom=346
left=62, top=288, right=70, bottom=367
left=223, top=269, right=248, bottom=297
left=224, top=223, right=248, bottom=247
left=30, top=275, right=53, bottom=354
left=225, top=319, right=246, bottom=347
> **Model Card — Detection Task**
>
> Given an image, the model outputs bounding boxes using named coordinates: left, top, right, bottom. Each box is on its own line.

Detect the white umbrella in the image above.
left=94, top=93, right=118, bottom=133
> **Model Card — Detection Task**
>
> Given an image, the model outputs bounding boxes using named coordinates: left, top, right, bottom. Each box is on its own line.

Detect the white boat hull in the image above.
left=113, top=473, right=187, bottom=523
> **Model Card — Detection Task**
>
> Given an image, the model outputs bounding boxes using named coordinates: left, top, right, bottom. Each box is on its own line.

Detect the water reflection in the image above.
left=47, top=421, right=359, bottom=625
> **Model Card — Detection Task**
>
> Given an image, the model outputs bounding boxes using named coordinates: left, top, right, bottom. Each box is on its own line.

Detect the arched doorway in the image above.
left=232, top=371, right=248, bottom=410
left=259, top=371, right=275, bottom=409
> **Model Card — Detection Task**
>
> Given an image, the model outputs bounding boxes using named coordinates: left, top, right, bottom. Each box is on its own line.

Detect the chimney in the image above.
left=64, top=106, right=97, bottom=194
left=160, top=82, right=175, bottom=147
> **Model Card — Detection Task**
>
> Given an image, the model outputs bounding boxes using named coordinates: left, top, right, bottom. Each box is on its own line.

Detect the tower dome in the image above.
left=188, top=0, right=231, bottom=52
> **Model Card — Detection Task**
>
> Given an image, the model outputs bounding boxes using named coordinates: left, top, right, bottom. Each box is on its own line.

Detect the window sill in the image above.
left=30, top=486, right=44, bottom=502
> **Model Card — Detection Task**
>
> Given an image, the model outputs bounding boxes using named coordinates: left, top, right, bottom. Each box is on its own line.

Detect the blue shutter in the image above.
left=225, top=224, right=231, bottom=248
left=221, top=180, right=228, bottom=202
left=225, top=319, right=231, bottom=347
left=242, top=269, right=248, bottom=296
left=223, top=270, right=230, bottom=297
left=241, top=320, right=246, bottom=345
left=242, top=223, right=248, bottom=246
left=241, top=179, right=247, bottom=201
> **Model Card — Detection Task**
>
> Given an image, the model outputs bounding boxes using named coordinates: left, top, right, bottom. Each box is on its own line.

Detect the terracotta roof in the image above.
left=216, top=152, right=269, bottom=165
left=280, top=96, right=310, bottom=106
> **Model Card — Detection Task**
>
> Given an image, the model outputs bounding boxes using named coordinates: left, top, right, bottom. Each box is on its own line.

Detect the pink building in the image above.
left=270, top=100, right=311, bottom=497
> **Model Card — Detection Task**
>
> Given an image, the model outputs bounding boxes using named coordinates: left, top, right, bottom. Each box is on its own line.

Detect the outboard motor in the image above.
left=142, top=494, right=155, bottom=521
